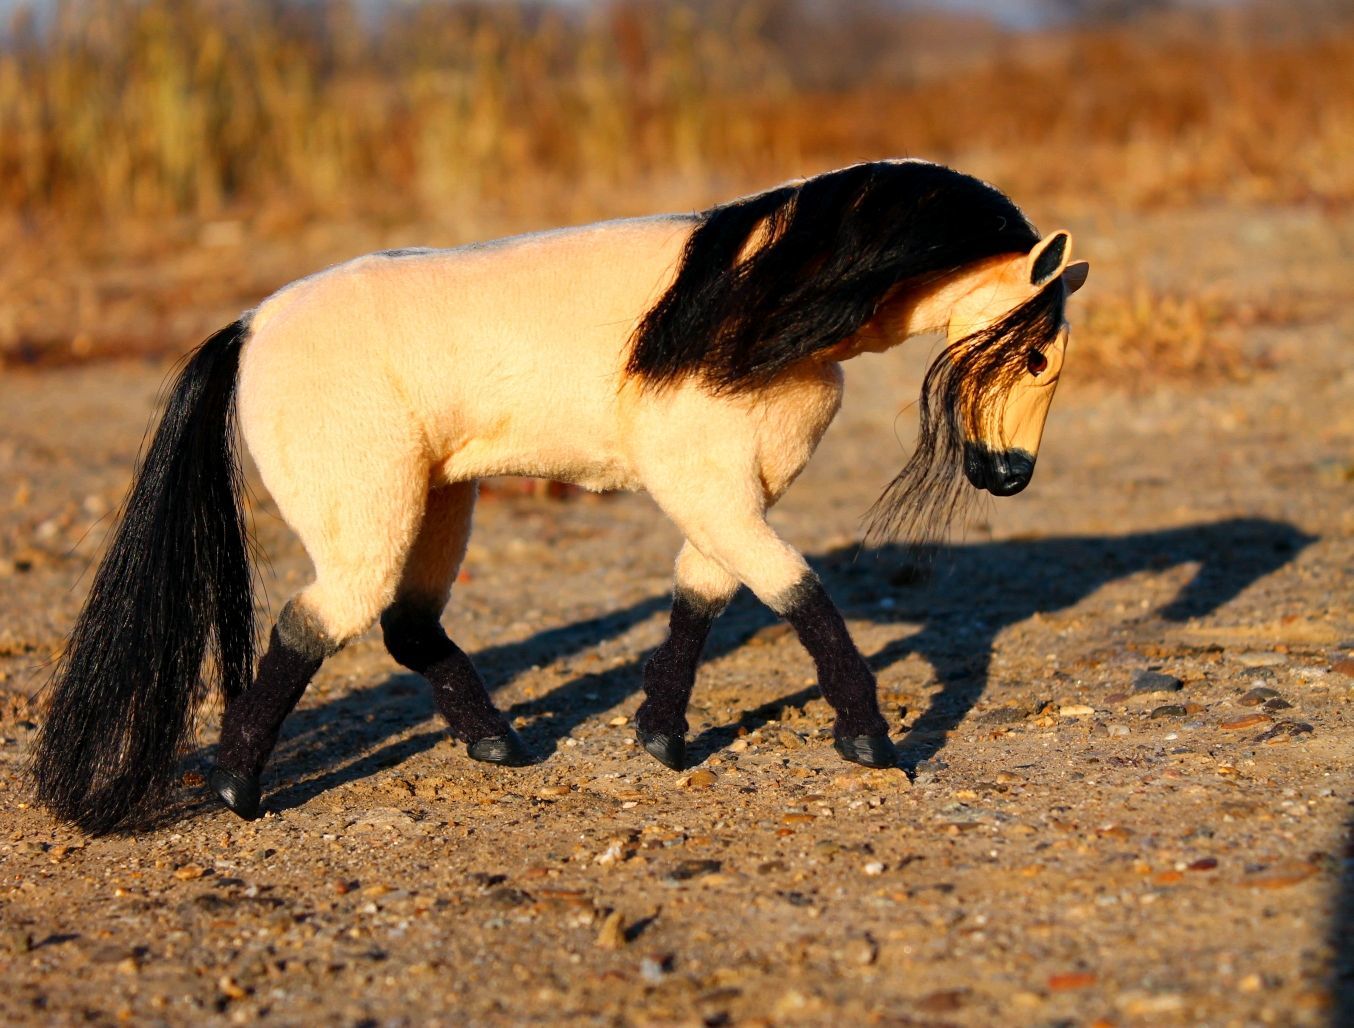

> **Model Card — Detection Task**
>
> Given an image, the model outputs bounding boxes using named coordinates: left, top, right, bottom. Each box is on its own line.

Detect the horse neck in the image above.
left=828, top=254, right=1013, bottom=362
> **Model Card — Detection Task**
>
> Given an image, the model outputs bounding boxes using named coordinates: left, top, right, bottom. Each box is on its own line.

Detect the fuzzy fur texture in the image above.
left=216, top=612, right=325, bottom=780
left=382, top=604, right=509, bottom=743
left=782, top=575, right=889, bottom=738
left=237, top=221, right=851, bottom=634
left=634, top=589, right=726, bottom=738
left=33, top=161, right=1088, bottom=830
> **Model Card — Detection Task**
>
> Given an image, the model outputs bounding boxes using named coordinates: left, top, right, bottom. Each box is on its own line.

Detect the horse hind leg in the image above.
left=211, top=446, right=429, bottom=819
left=211, top=600, right=335, bottom=817
left=379, top=481, right=531, bottom=766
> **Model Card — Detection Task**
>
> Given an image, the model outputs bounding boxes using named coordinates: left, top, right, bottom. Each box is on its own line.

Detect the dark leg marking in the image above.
left=212, top=601, right=335, bottom=819
left=781, top=575, right=896, bottom=769
left=634, top=590, right=725, bottom=771
left=380, top=604, right=531, bottom=766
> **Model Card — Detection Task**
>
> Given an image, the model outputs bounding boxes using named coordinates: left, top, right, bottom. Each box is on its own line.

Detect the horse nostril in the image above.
left=963, top=444, right=1036, bottom=495
left=994, top=452, right=1035, bottom=495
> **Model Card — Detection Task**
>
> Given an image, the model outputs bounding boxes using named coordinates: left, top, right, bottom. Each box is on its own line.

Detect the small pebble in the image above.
left=594, top=839, right=627, bottom=866
left=1121, top=992, right=1186, bottom=1015
left=1255, top=720, right=1314, bottom=744
left=914, top=758, right=948, bottom=779
left=1107, top=724, right=1130, bottom=737
left=640, top=953, right=674, bottom=982
left=4, top=929, right=33, bottom=955
left=862, top=862, right=885, bottom=876
left=977, top=706, right=1026, bottom=724
left=1240, top=861, right=1317, bottom=889
left=1236, top=652, right=1286, bottom=668
left=594, top=910, right=626, bottom=950
left=777, top=730, right=805, bottom=750
left=1220, top=714, right=1272, bottom=731
left=1047, top=971, right=1098, bottom=991
left=218, top=976, right=248, bottom=1000
left=843, top=936, right=878, bottom=966
left=916, top=989, right=968, bottom=1013
left=1059, top=704, right=1095, bottom=717
left=683, top=769, right=716, bottom=790
left=1132, top=670, right=1183, bottom=694
left=1151, top=705, right=1188, bottom=719
left=668, top=859, right=721, bottom=882
left=1238, top=687, right=1280, bottom=706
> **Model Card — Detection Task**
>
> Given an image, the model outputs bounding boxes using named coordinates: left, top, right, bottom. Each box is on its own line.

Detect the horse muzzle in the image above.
left=963, top=442, right=1036, bottom=496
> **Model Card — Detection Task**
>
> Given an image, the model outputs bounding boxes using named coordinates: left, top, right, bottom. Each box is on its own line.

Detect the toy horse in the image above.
left=31, top=160, right=1088, bottom=833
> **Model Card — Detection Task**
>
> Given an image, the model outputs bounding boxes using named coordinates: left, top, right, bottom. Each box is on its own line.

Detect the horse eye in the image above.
left=1027, top=350, right=1048, bottom=376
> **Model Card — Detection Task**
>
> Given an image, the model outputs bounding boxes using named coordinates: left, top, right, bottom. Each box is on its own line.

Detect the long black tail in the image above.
left=30, top=319, right=256, bottom=834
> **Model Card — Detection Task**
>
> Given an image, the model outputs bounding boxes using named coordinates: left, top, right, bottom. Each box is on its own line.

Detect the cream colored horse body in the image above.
left=240, top=214, right=862, bottom=645
left=31, top=161, right=1091, bottom=832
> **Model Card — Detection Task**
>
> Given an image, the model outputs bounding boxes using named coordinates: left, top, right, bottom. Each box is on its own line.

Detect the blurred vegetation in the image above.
left=0, top=0, right=1349, bottom=373
left=3, top=0, right=1351, bottom=221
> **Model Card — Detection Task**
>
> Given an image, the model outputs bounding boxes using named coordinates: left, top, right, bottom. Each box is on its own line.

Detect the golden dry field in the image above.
left=0, top=0, right=1350, bottom=376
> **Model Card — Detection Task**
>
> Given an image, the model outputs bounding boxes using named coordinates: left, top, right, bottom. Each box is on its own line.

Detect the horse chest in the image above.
left=753, top=364, right=845, bottom=495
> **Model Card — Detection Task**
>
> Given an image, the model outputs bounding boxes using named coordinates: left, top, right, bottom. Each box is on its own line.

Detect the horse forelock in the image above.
left=627, top=160, right=1041, bottom=394
left=863, top=282, right=1065, bottom=550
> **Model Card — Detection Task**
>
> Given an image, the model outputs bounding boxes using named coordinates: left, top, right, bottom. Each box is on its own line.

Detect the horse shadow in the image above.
left=689, top=514, right=1313, bottom=768
left=197, top=514, right=1313, bottom=818
left=1335, top=802, right=1354, bottom=1027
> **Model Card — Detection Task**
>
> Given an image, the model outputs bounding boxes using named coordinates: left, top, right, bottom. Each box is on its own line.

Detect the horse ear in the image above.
left=1063, top=260, right=1090, bottom=294
left=1027, top=230, right=1072, bottom=288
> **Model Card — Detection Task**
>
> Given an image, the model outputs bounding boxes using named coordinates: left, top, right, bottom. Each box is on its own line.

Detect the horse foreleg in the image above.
left=778, top=576, right=894, bottom=767
left=634, top=543, right=738, bottom=769
left=647, top=481, right=895, bottom=769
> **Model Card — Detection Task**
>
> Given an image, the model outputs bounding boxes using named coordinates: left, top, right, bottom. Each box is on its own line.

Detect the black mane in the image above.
left=627, top=160, right=1041, bottom=393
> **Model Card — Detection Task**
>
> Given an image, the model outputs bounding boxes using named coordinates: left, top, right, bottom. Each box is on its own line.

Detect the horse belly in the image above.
left=431, top=359, right=641, bottom=492
left=436, top=433, right=641, bottom=492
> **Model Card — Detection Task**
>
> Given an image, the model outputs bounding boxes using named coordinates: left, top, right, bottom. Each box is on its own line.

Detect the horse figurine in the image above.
left=30, top=160, right=1088, bottom=833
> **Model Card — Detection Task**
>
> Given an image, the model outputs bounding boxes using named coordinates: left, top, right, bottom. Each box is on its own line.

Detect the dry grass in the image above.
left=1072, top=286, right=1253, bottom=385
left=0, top=0, right=1349, bottom=377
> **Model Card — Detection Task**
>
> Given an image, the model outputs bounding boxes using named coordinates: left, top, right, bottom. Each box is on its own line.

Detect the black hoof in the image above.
left=209, top=766, right=261, bottom=820
left=467, top=729, right=533, bottom=767
left=636, top=729, right=686, bottom=771
left=833, top=734, right=898, bottom=769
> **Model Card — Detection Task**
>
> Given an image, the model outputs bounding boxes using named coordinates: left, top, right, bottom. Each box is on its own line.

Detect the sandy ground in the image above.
left=0, top=203, right=1351, bottom=1026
